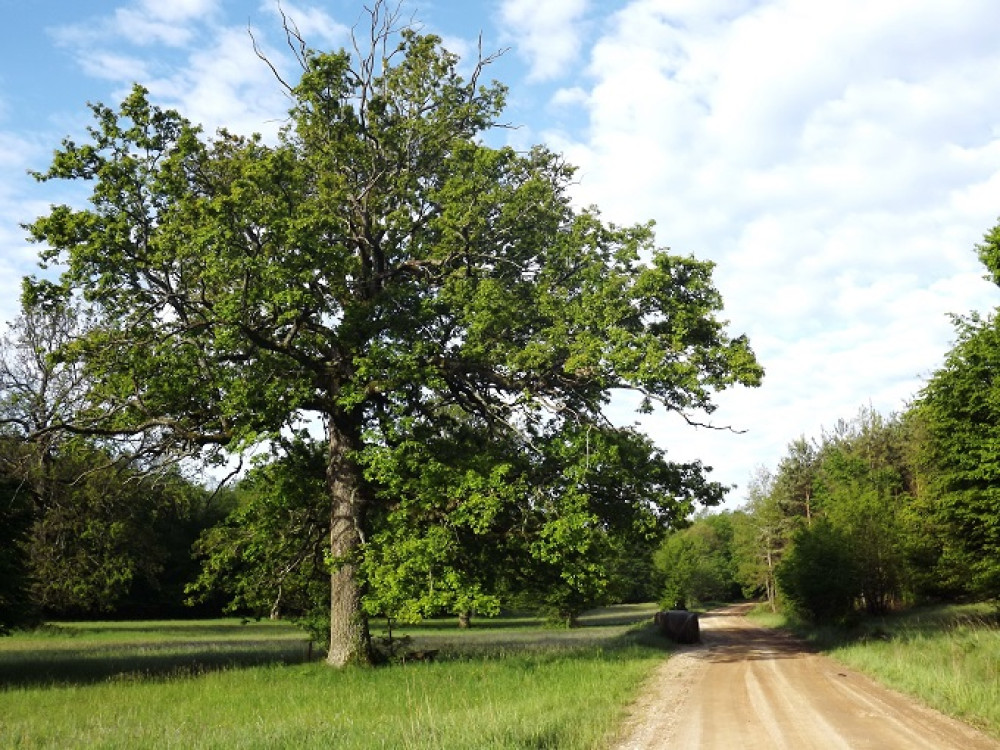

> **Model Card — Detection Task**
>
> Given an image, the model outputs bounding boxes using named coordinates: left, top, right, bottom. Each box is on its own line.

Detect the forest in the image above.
left=1, top=2, right=998, bottom=661
left=656, top=235, right=1000, bottom=621
left=5, top=221, right=999, bottom=646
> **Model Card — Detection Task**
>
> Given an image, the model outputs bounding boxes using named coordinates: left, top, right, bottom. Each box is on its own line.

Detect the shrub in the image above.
left=777, top=520, right=860, bottom=623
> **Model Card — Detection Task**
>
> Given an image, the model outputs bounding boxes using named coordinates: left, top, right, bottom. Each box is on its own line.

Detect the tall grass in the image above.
left=751, top=602, right=1000, bottom=737
left=0, top=606, right=666, bottom=749
left=0, top=618, right=314, bottom=687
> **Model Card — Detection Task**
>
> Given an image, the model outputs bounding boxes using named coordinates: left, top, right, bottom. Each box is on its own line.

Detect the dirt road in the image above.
left=613, top=603, right=999, bottom=749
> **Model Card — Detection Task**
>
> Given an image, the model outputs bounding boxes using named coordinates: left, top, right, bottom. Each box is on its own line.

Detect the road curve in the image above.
left=613, top=603, right=999, bottom=750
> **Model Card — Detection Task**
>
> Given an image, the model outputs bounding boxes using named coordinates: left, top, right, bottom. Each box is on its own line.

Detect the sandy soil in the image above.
left=612, top=603, right=1000, bottom=749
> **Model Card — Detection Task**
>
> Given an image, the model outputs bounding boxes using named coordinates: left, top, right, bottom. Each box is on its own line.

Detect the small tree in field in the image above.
left=22, top=3, right=762, bottom=665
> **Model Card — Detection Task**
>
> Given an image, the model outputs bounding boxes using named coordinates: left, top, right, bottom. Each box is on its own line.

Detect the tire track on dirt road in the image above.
left=612, top=603, right=999, bottom=749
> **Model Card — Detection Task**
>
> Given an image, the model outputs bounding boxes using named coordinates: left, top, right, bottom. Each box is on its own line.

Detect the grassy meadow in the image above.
left=751, top=602, right=1000, bottom=737
left=0, top=604, right=665, bottom=749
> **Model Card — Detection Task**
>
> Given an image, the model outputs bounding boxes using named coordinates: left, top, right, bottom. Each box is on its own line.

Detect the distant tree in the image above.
left=0, top=443, right=36, bottom=632
left=22, top=3, right=761, bottom=664
left=188, top=439, right=330, bottom=632
left=358, top=411, right=526, bottom=629
left=1, top=302, right=217, bottom=618
left=654, top=512, right=739, bottom=609
left=776, top=519, right=861, bottom=623
left=732, top=467, right=789, bottom=611
left=904, top=218, right=1000, bottom=601
left=522, top=424, right=727, bottom=625
left=916, top=312, right=1000, bottom=600
left=897, top=409, right=974, bottom=599
left=772, top=437, right=818, bottom=523
left=814, top=409, right=910, bottom=614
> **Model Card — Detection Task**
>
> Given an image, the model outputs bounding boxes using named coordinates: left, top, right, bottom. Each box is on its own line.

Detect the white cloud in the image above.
left=112, top=8, right=199, bottom=46
left=144, top=26, right=292, bottom=138
left=260, top=1, right=350, bottom=49
left=51, top=0, right=221, bottom=51
left=498, top=0, right=589, bottom=81
left=559, top=0, right=1000, bottom=498
left=76, top=51, right=153, bottom=84
left=138, top=0, right=220, bottom=23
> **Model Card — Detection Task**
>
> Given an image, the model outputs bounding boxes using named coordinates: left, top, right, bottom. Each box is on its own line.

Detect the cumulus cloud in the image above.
left=45, top=1, right=311, bottom=138
left=0, top=131, right=65, bottom=331
left=142, top=26, right=293, bottom=138
left=498, top=0, right=589, bottom=81
left=556, top=0, right=1000, bottom=499
left=259, top=1, right=350, bottom=49
left=75, top=51, right=153, bottom=84
left=137, top=0, right=220, bottom=23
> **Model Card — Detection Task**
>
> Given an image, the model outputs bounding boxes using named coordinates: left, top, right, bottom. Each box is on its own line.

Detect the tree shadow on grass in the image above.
left=0, top=640, right=316, bottom=688
left=389, top=602, right=659, bottom=636
left=407, top=619, right=673, bottom=664
left=2, top=604, right=669, bottom=686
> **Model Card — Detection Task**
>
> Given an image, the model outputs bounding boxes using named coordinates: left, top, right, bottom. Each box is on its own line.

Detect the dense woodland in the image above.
left=657, top=235, right=1000, bottom=621
left=5, top=221, right=1000, bottom=639
left=1, top=4, right=998, bottom=651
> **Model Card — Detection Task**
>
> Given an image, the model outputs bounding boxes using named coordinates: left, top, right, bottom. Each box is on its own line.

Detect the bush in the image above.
left=777, top=520, right=860, bottom=623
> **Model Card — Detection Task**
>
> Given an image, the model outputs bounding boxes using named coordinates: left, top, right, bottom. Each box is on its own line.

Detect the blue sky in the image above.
left=3, top=0, right=1000, bottom=503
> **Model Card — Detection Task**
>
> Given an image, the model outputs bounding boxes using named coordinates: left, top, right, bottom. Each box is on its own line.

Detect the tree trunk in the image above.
left=458, top=609, right=472, bottom=629
left=326, top=415, right=372, bottom=667
left=765, top=546, right=776, bottom=613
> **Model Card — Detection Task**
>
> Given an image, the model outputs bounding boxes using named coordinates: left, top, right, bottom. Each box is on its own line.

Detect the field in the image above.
left=751, top=602, right=1000, bottom=737
left=0, top=604, right=664, bottom=749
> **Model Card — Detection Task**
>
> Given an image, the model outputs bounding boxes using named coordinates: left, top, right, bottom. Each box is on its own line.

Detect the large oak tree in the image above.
left=23, top=5, right=762, bottom=664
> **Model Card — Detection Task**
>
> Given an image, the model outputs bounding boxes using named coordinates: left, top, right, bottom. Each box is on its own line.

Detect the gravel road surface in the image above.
left=613, top=603, right=999, bottom=749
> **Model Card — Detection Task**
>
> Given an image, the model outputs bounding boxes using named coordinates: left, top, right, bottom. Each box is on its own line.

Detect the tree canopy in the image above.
left=22, top=5, right=762, bottom=664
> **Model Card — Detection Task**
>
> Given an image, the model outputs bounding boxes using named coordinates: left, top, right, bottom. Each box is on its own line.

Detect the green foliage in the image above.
left=916, top=305, right=1000, bottom=600
left=731, top=217, right=1000, bottom=621
left=776, top=519, right=861, bottom=623
left=519, top=424, right=725, bottom=624
left=814, top=408, right=911, bottom=614
left=187, top=440, right=330, bottom=639
left=731, top=468, right=790, bottom=611
left=25, top=445, right=217, bottom=617
left=358, top=412, right=522, bottom=627
left=654, top=513, right=739, bottom=609
left=734, top=408, right=924, bottom=620
left=771, top=437, right=818, bottom=520
left=23, top=8, right=761, bottom=663
left=1, top=293, right=221, bottom=620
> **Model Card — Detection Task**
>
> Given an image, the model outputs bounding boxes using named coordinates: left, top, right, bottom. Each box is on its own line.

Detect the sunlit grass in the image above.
left=0, top=605, right=667, bottom=749
left=0, top=618, right=314, bottom=687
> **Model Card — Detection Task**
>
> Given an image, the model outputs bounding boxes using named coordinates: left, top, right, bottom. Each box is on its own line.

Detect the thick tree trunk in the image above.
left=326, top=416, right=372, bottom=667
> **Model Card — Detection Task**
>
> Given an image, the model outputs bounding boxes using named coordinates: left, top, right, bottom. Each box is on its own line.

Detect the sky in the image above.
left=2, top=0, right=1000, bottom=506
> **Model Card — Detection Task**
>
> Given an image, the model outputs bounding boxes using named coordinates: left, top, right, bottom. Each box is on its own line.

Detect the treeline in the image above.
left=0, top=418, right=680, bottom=636
left=657, top=222, right=1000, bottom=620
left=0, top=400, right=688, bottom=637
left=0, top=303, right=695, bottom=636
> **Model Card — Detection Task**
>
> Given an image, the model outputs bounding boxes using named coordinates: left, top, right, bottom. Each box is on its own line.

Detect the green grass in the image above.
left=0, top=618, right=315, bottom=687
left=0, top=605, right=667, bottom=749
left=750, top=602, right=1000, bottom=737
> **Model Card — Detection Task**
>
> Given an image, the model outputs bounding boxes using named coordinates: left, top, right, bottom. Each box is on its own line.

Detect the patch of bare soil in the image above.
left=611, top=603, right=1000, bottom=749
